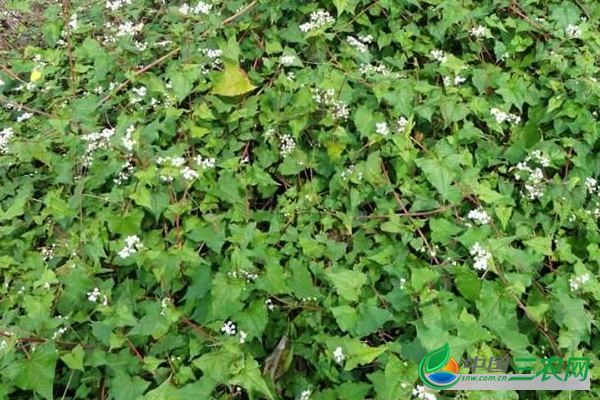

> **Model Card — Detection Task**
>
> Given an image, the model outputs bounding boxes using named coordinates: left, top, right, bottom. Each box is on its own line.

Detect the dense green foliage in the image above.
left=1, top=0, right=600, bottom=399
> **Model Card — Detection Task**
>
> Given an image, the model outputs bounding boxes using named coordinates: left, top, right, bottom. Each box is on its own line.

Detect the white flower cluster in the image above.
left=279, top=55, right=296, bottom=66
left=565, top=24, right=582, bottom=38
left=200, top=48, right=222, bottom=74
left=118, top=235, right=143, bottom=259
left=105, top=0, right=132, bottom=11
left=333, top=346, right=345, bottom=364
left=220, top=320, right=247, bottom=343
left=346, top=34, right=372, bottom=53
left=443, top=75, right=466, bottom=87
left=299, top=10, right=335, bottom=33
left=16, top=112, right=33, bottom=122
left=376, top=122, right=389, bottom=136
left=68, top=13, right=77, bottom=30
left=265, top=298, right=275, bottom=310
left=430, top=49, right=447, bottom=64
left=228, top=269, right=259, bottom=282
left=340, top=165, right=363, bottom=181
left=569, top=273, right=590, bottom=291
left=179, top=1, right=212, bottom=15
left=490, top=107, right=521, bottom=125
left=121, top=124, right=136, bottom=151
left=87, top=287, right=108, bottom=306
left=82, top=127, right=116, bottom=166
left=585, top=177, right=598, bottom=194
left=467, top=208, right=491, bottom=225
left=279, top=134, right=296, bottom=157
left=131, top=86, right=147, bottom=104
left=514, top=150, right=549, bottom=200
left=221, top=320, right=237, bottom=335
left=104, top=21, right=144, bottom=39
left=359, top=63, right=392, bottom=76
left=113, top=124, right=137, bottom=184
left=412, top=385, right=436, bottom=400
left=470, top=242, right=491, bottom=271
left=300, top=390, right=312, bottom=400
left=469, top=25, right=486, bottom=38
left=52, top=326, right=68, bottom=340
left=157, top=155, right=213, bottom=182
left=0, top=127, right=13, bottom=153
left=195, top=154, right=216, bottom=169
left=41, top=244, right=57, bottom=260
left=399, top=277, right=407, bottom=289
left=311, top=88, right=350, bottom=120
left=114, top=159, right=135, bottom=185
left=160, top=297, right=171, bottom=315
left=397, top=117, right=409, bottom=131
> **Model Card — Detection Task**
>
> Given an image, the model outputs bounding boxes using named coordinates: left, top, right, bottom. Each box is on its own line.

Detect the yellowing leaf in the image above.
left=30, top=69, right=42, bottom=82
left=211, top=62, right=256, bottom=97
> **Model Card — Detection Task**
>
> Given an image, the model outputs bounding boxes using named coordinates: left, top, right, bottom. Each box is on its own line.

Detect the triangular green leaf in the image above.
left=211, top=62, right=256, bottom=97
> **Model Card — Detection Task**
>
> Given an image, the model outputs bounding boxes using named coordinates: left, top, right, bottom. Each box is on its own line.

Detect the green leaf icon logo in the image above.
left=425, top=343, right=450, bottom=372
left=418, top=343, right=458, bottom=390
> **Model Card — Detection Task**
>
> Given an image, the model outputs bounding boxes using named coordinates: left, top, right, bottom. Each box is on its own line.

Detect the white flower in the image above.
left=399, top=277, right=407, bottom=289
left=16, top=112, right=33, bottom=122
left=397, top=117, right=409, bottom=131
left=299, top=10, right=335, bottom=33
left=0, top=340, right=6, bottom=350
left=467, top=208, right=491, bottom=225
left=333, top=346, right=344, bottom=364
left=569, top=273, right=590, bottom=291
left=105, top=0, right=132, bottom=11
left=239, top=331, right=247, bottom=344
left=376, top=122, right=389, bottom=136
left=122, top=124, right=136, bottom=151
left=280, top=55, right=296, bottom=66
left=469, top=242, right=491, bottom=271
left=179, top=1, right=211, bottom=15
left=346, top=36, right=369, bottom=53
left=195, top=154, right=216, bottom=169
left=200, top=48, right=222, bottom=72
left=160, top=297, right=171, bottom=315
left=279, top=134, right=296, bottom=157
left=340, top=164, right=362, bottom=181
left=299, top=390, right=312, bottom=400
left=112, top=21, right=144, bottom=38
left=359, top=63, right=392, bottom=76
left=311, top=88, right=348, bottom=120
left=565, top=24, right=582, bottom=38
left=130, top=86, right=147, bottom=103
left=181, top=166, right=199, bottom=181
left=221, top=320, right=236, bottom=335
left=0, top=127, right=14, bottom=153
left=118, top=235, right=143, bottom=258
left=114, top=159, right=135, bottom=185
left=87, top=287, right=101, bottom=302
left=52, top=327, right=68, bottom=340
left=412, top=385, right=436, bottom=400
left=469, top=25, right=486, bottom=38
left=585, top=177, right=598, bottom=194
left=265, top=298, right=275, bottom=310
left=430, top=49, right=447, bottom=64
left=530, top=150, right=549, bottom=167
left=490, top=108, right=520, bottom=125
left=68, top=13, right=78, bottom=30
left=82, top=127, right=116, bottom=166
left=0, top=78, right=5, bottom=86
